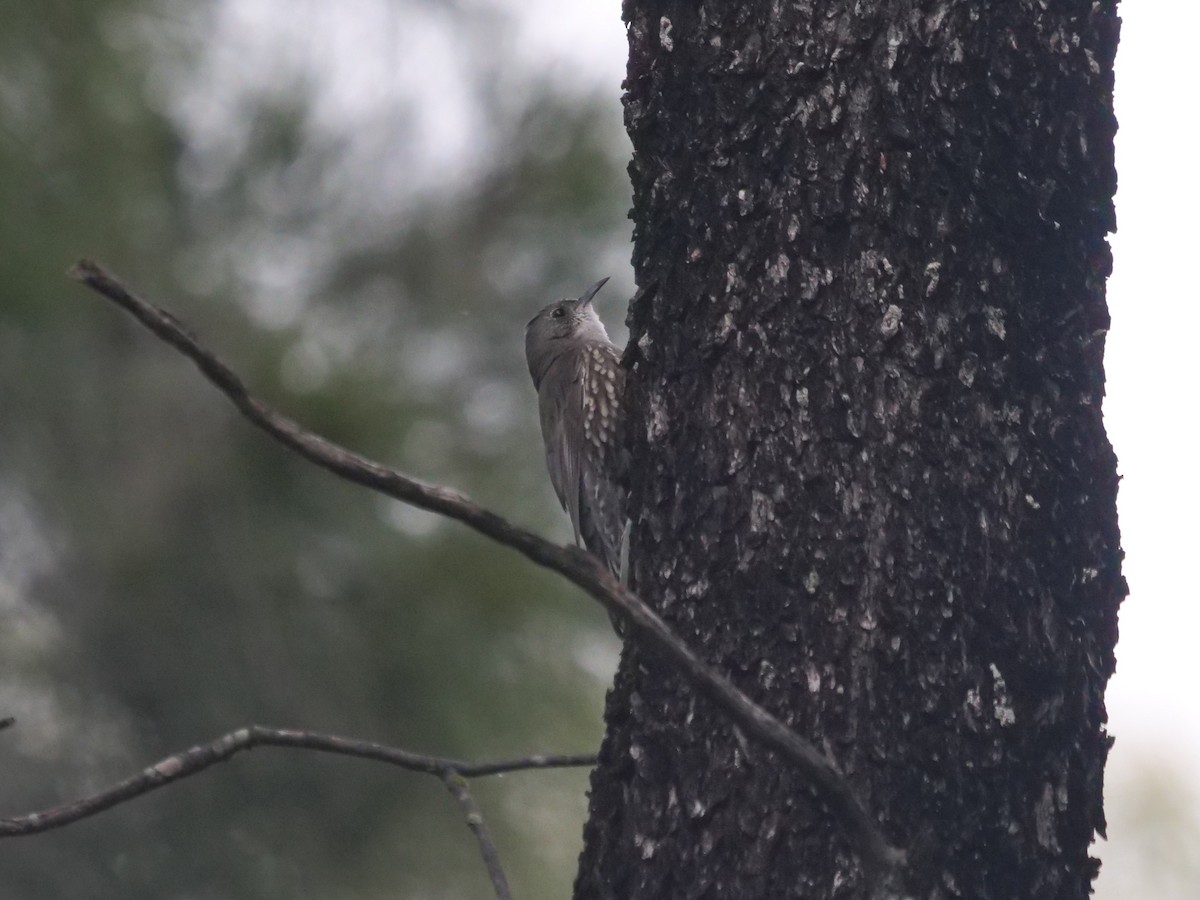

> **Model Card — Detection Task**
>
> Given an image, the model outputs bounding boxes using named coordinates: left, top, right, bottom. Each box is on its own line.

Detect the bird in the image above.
left=525, top=277, right=627, bottom=580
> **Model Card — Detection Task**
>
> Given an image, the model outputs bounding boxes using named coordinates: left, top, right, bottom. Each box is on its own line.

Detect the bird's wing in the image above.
left=539, top=355, right=584, bottom=545
left=578, top=343, right=627, bottom=574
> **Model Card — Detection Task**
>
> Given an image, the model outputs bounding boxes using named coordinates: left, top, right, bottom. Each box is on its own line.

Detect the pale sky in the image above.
left=1095, top=3, right=1200, bottom=892
left=1104, top=2, right=1199, bottom=760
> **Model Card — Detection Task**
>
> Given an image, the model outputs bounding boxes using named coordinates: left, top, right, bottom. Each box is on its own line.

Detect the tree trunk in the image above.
left=575, top=2, right=1121, bottom=898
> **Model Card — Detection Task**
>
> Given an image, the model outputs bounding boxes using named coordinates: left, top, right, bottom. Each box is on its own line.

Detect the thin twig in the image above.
left=67, top=259, right=904, bottom=873
left=442, top=772, right=514, bottom=900
left=0, top=724, right=596, bottom=838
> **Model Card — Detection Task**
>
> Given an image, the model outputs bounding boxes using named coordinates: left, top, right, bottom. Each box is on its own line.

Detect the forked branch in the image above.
left=1, top=723, right=593, bottom=900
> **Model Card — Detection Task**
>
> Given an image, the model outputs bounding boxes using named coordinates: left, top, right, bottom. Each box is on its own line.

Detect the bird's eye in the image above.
left=551, top=308, right=566, bottom=319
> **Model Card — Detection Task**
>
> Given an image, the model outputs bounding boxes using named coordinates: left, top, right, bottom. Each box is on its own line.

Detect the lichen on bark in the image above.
left=576, top=2, right=1122, bottom=899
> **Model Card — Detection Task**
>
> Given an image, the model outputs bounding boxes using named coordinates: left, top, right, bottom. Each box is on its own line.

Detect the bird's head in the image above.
left=525, top=277, right=611, bottom=384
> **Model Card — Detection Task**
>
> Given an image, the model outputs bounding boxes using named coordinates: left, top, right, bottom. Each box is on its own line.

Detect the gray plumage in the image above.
left=525, top=277, right=626, bottom=576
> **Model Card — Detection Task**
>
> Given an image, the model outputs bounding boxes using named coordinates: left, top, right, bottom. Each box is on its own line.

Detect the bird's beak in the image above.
left=578, top=276, right=610, bottom=308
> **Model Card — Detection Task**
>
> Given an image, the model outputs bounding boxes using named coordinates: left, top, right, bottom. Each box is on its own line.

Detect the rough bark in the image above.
left=575, top=2, right=1121, bottom=899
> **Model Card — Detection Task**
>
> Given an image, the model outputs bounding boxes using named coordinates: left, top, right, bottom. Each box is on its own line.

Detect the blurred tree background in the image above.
left=4, top=3, right=1198, bottom=899
left=0, top=1, right=630, bottom=897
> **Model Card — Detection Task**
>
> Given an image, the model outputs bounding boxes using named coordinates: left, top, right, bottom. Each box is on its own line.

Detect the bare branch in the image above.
left=442, top=773, right=514, bottom=900
left=0, top=723, right=595, bottom=839
left=67, top=259, right=905, bottom=873
left=2, top=726, right=585, bottom=900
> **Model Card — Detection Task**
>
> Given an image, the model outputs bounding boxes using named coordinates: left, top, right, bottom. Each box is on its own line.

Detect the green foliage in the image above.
left=0, top=1, right=630, bottom=896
